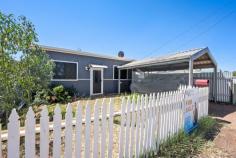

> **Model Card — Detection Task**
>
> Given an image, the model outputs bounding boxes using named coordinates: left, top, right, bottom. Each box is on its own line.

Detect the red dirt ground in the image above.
left=208, top=102, right=236, bottom=157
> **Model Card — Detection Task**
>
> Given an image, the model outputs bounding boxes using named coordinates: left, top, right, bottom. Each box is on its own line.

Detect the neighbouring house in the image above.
left=42, top=45, right=218, bottom=98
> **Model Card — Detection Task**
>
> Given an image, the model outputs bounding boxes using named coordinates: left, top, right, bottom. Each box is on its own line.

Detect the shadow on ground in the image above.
left=209, top=102, right=236, bottom=118
left=206, top=102, right=236, bottom=157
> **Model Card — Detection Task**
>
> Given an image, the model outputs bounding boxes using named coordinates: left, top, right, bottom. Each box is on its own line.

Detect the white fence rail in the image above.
left=0, top=87, right=208, bottom=158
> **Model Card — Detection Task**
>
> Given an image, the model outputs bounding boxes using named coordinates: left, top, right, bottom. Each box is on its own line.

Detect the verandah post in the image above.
left=189, top=59, right=193, bottom=86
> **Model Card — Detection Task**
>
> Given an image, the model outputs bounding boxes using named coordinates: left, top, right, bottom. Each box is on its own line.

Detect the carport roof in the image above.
left=118, top=47, right=217, bottom=70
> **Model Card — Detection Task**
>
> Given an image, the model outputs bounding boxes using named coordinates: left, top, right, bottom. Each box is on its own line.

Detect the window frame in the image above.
left=127, top=69, right=132, bottom=79
left=119, top=68, right=132, bottom=80
left=51, top=59, right=78, bottom=81
left=113, top=65, right=119, bottom=80
left=120, top=69, right=128, bottom=79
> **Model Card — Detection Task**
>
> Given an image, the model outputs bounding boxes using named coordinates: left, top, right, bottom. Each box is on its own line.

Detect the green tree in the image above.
left=233, top=71, right=236, bottom=76
left=0, top=11, right=54, bottom=117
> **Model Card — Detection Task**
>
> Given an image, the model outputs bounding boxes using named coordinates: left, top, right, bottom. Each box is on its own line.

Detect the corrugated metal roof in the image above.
left=40, top=45, right=133, bottom=62
left=119, top=47, right=211, bottom=69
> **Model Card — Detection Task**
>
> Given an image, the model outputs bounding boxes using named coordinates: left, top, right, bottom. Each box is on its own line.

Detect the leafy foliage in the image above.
left=0, top=11, right=54, bottom=117
left=233, top=71, right=236, bottom=76
left=33, top=84, right=78, bottom=105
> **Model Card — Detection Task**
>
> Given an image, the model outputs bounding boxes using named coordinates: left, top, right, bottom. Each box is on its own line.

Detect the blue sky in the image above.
left=1, top=0, right=236, bottom=71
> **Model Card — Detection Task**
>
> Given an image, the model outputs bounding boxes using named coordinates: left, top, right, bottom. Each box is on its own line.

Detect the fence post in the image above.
left=124, top=97, right=131, bottom=158
left=143, top=94, right=149, bottom=153
left=135, top=95, right=141, bottom=158
left=163, top=92, right=168, bottom=141
left=40, top=106, right=49, bottom=158
left=156, top=93, right=162, bottom=151
left=181, top=88, right=186, bottom=129
left=75, top=102, right=82, bottom=158
left=130, top=96, right=136, bottom=158
left=108, top=98, right=114, bottom=158
left=139, top=95, right=145, bottom=155
left=93, top=100, right=99, bottom=158
left=7, top=109, right=20, bottom=158
left=25, top=107, right=35, bottom=158
left=118, top=97, right=126, bottom=158
left=85, top=101, right=91, bottom=158
left=101, top=99, right=108, bottom=158
left=64, top=104, right=73, bottom=158
left=159, top=93, right=165, bottom=142
left=53, top=105, right=62, bottom=158
left=150, top=93, right=155, bottom=150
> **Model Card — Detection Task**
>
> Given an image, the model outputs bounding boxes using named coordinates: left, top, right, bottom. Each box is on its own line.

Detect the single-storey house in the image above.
left=42, top=45, right=217, bottom=98
left=42, top=45, right=133, bottom=96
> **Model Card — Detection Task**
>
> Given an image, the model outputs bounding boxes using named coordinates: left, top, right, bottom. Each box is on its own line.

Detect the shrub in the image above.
left=33, top=84, right=78, bottom=105
left=52, top=85, right=66, bottom=102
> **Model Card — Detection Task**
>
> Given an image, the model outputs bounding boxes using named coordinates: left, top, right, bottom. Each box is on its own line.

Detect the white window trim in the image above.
left=90, top=67, right=104, bottom=96
left=51, top=59, right=79, bottom=81
left=118, top=69, right=132, bottom=94
left=113, top=65, right=118, bottom=80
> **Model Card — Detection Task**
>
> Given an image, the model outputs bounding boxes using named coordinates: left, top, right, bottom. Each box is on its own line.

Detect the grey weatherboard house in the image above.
left=42, top=45, right=217, bottom=98
left=42, top=45, right=133, bottom=96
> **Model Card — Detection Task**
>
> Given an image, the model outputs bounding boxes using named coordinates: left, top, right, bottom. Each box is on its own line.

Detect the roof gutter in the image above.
left=40, top=45, right=133, bottom=62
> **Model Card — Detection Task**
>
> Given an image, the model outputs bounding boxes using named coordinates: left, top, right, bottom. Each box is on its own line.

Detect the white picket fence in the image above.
left=0, top=87, right=209, bottom=158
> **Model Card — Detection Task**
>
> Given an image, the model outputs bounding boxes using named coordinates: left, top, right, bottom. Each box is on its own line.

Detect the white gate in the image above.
left=194, top=70, right=233, bottom=103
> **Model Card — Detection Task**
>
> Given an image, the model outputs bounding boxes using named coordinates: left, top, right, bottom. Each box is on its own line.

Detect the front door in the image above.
left=90, top=69, right=103, bottom=95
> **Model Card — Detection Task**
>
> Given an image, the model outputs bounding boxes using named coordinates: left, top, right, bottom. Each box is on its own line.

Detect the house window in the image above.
left=120, top=69, right=127, bottom=79
left=53, top=60, right=78, bottom=80
left=113, top=65, right=119, bottom=79
left=116, top=68, right=132, bottom=79
left=128, top=69, right=132, bottom=79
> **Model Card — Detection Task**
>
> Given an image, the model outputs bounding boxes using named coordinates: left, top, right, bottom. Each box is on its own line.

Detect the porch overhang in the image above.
left=118, top=47, right=217, bottom=71
left=118, top=47, right=218, bottom=101
left=88, top=64, right=108, bottom=69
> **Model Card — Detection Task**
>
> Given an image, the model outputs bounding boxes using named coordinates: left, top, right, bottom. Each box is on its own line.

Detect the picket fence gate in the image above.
left=0, top=87, right=209, bottom=158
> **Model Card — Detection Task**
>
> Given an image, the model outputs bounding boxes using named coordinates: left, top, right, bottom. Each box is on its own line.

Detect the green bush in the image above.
left=52, top=85, right=66, bottom=102
left=33, top=84, right=78, bottom=105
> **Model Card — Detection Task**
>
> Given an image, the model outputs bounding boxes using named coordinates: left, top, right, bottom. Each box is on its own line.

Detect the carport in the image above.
left=118, top=47, right=218, bottom=100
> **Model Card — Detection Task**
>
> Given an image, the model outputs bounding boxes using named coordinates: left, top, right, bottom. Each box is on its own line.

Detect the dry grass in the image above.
left=2, top=94, right=131, bottom=157
left=16, top=94, right=128, bottom=126
left=1, top=123, right=121, bottom=158
left=40, top=94, right=124, bottom=117
left=198, top=141, right=231, bottom=158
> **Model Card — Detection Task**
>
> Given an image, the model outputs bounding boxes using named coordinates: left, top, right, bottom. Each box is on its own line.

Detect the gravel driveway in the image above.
left=208, top=102, right=236, bottom=157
